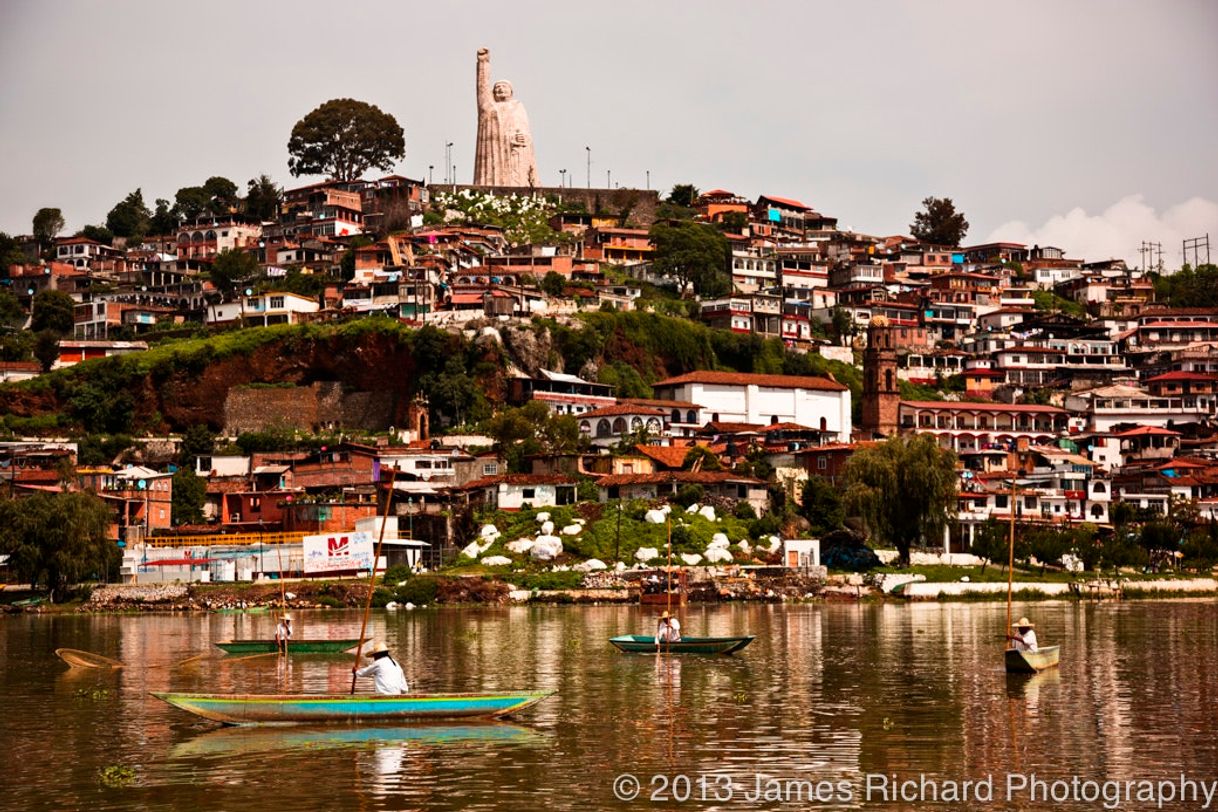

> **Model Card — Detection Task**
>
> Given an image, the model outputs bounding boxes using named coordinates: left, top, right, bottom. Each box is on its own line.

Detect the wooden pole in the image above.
left=351, top=464, right=398, bottom=694
left=275, top=543, right=288, bottom=658
left=1006, top=476, right=1016, bottom=651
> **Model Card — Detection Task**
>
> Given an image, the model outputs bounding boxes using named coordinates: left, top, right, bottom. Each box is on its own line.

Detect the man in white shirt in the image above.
left=656, top=611, right=682, bottom=647
left=353, top=641, right=409, bottom=695
left=1011, top=617, right=1038, bottom=653
left=274, top=614, right=292, bottom=654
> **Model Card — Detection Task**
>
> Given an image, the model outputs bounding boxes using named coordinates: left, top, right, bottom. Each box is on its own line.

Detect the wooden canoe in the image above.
left=152, top=691, right=555, bottom=725
left=215, top=639, right=363, bottom=654
left=609, top=635, right=754, bottom=655
left=1005, top=645, right=1061, bottom=673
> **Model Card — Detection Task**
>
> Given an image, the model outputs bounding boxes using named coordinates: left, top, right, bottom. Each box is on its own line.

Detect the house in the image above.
left=453, top=473, right=582, bottom=510
left=206, top=291, right=320, bottom=326
left=577, top=404, right=670, bottom=447
left=1063, top=383, right=1217, bottom=432
left=55, top=339, right=148, bottom=369
left=898, top=401, right=1069, bottom=453
left=175, top=217, right=262, bottom=260
left=652, top=370, right=852, bottom=442
left=507, top=369, right=616, bottom=416
left=78, top=465, right=174, bottom=542
left=581, top=227, right=653, bottom=265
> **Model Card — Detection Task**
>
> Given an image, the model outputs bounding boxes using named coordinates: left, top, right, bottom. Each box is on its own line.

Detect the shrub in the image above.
left=393, top=576, right=438, bottom=605
left=516, top=571, right=584, bottom=591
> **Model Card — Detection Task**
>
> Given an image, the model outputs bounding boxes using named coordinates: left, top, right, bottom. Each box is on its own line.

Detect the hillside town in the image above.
left=2, top=168, right=1216, bottom=589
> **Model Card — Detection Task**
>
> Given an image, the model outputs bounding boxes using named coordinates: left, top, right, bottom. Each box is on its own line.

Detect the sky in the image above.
left=2, top=1, right=1216, bottom=267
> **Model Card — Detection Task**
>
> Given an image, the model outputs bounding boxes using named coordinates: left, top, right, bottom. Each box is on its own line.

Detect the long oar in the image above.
left=351, top=464, right=398, bottom=693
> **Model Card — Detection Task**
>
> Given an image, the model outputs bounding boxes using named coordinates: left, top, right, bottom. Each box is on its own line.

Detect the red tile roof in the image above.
left=596, top=471, right=764, bottom=487
left=455, top=473, right=584, bottom=490
left=654, top=370, right=847, bottom=392
left=1145, top=371, right=1217, bottom=382
left=900, top=401, right=1067, bottom=414
left=579, top=404, right=669, bottom=419
left=759, top=195, right=810, bottom=211
left=1113, top=426, right=1181, bottom=437
left=634, top=445, right=695, bottom=469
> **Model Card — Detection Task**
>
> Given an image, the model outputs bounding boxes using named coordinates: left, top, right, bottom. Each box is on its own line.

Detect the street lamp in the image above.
left=585, top=146, right=591, bottom=189
left=606, top=169, right=611, bottom=189
left=559, top=168, right=566, bottom=188
left=445, top=142, right=453, bottom=184
left=428, top=165, right=434, bottom=185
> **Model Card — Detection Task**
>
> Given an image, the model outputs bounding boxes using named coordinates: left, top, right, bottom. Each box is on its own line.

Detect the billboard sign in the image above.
left=303, top=531, right=374, bottom=574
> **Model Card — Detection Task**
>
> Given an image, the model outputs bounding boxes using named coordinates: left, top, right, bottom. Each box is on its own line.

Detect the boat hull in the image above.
left=1005, top=645, right=1061, bottom=673
left=609, top=635, right=754, bottom=655
left=215, top=639, right=362, bottom=654
left=153, top=691, right=555, bottom=726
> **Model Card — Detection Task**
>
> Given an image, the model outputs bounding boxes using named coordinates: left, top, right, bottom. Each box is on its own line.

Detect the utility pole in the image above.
left=646, top=170, right=650, bottom=191
left=1139, top=241, right=1163, bottom=273
left=1183, top=234, right=1211, bottom=268
left=606, top=169, right=611, bottom=189
left=585, top=146, right=591, bottom=189
left=445, top=142, right=453, bottom=185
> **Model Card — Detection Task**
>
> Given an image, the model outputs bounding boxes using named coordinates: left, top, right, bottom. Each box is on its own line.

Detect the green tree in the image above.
left=970, top=518, right=1010, bottom=573
left=209, top=249, right=259, bottom=296
left=910, top=196, right=969, bottom=246
left=149, top=198, right=177, bottom=234
left=0, top=231, right=28, bottom=270
left=287, top=98, right=405, bottom=181
left=842, top=434, right=958, bottom=564
left=667, top=184, right=700, bottom=208
left=173, top=186, right=212, bottom=220
left=105, top=189, right=152, bottom=240
left=682, top=446, right=722, bottom=471
left=540, top=271, right=566, bottom=297
left=480, top=401, right=580, bottom=473
left=203, top=176, right=240, bottom=213
left=0, top=491, right=118, bottom=601
left=171, top=468, right=206, bottom=525
left=800, top=476, right=844, bottom=536
left=245, top=174, right=282, bottom=220
left=31, top=289, right=76, bottom=334
left=32, top=207, right=65, bottom=252
left=32, top=329, right=61, bottom=372
left=78, top=224, right=114, bottom=245
left=649, top=220, right=730, bottom=297
left=1152, top=264, right=1218, bottom=308
left=0, top=287, right=25, bottom=329
left=715, top=210, right=748, bottom=233
left=178, top=424, right=216, bottom=466
left=1026, top=525, right=1070, bottom=573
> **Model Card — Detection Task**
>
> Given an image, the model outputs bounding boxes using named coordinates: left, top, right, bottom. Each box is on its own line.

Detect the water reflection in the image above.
left=3, top=601, right=1217, bottom=810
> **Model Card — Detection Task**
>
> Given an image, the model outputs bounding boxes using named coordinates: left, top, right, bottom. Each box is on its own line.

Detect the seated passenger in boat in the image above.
left=1010, top=617, right=1038, bottom=653
left=656, top=611, right=681, bottom=645
left=352, top=641, right=409, bottom=694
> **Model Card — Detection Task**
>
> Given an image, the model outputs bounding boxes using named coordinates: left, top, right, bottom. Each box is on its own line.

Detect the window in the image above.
left=522, top=488, right=536, bottom=499
left=482, top=463, right=498, bottom=476
left=416, top=460, right=432, bottom=469
left=817, top=456, right=827, bottom=470
left=270, top=296, right=285, bottom=309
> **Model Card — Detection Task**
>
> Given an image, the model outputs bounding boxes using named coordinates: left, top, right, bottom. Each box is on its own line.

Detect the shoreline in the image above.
left=4, top=572, right=1215, bottom=614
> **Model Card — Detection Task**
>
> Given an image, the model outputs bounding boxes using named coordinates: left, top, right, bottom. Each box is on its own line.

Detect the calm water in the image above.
left=2, top=601, right=1216, bottom=811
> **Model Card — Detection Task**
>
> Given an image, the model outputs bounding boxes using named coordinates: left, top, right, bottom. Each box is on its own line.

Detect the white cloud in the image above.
left=985, top=195, right=1218, bottom=269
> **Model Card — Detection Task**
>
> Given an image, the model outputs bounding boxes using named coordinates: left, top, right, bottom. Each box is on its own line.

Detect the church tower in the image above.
left=861, top=316, right=900, bottom=437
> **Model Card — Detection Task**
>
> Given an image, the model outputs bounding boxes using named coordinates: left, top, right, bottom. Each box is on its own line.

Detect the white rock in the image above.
left=530, top=535, right=564, bottom=561
left=660, top=504, right=672, bottom=515
left=561, top=524, right=582, bottom=536
left=480, top=524, right=500, bottom=539
left=960, top=575, right=971, bottom=583
left=698, top=505, right=717, bottom=521
left=709, top=533, right=730, bottom=549
left=540, top=520, right=555, bottom=535
left=573, top=518, right=586, bottom=525
left=481, top=555, right=512, bottom=567
left=284, top=592, right=296, bottom=600
left=404, top=602, right=416, bottom=610
left=460, top=541, right=482, bottom=559
left=704, top=547, right=733, bottom=563
left=685, top=502, right=700, bottom=514
left=766, top=535, right=781, bottom=553
left=385, top=601, right=400, bottom=610
left=574, top=558, right=607, bottom=572
left=506, top=539, right=535, bottom=554
left=635, top=546, right=660, bottom=562
left=737, top=540, right=752, bottom=553
left=550, top=564, right=571, bottom=572
left=680, top=553, right=703, bottom=566
left=536, top=512, right=551, bottom=523
left=644, top=510, right=666, bottom=524
left=614, top=562, right=628, bottom=572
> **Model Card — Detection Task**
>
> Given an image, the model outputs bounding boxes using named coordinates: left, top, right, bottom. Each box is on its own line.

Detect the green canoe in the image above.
left=215, top=639, right=363, bottom=655
left=609, top=635, right=754, bottom=655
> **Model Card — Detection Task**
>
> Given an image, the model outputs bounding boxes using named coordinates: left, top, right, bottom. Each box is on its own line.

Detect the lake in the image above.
left=2, top=600, right=1216, bottom=810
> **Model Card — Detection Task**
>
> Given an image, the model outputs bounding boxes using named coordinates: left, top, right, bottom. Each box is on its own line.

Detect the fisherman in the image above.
left=1010, top=617, right=1039, bottom=653
left=352, top=641, right=409, bottom=695
left=274, top=613, right=292, bottom=654
left=645, top=572, right=662, bottom=594
left=656, top=610, right=681, bottom=647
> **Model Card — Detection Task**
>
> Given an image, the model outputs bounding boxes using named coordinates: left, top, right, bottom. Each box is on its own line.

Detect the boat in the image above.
left=152, top=690, right=555, bottom=725
left=170, top=722, right=546, bottom=758
left=609, top=635, right=754, bottom=655
left=1004, top=645, right=1061, bottom=674
left=212, top=606, right=269, bottom=615
left=215, top=639, right=363, bottom=654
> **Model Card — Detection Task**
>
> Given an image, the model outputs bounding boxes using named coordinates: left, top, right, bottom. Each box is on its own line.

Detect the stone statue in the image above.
left=474, top=48, right=538, bottom=187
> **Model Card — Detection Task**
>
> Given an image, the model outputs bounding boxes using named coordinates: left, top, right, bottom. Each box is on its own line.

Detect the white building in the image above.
left=652, top=371, right=852, bottom=442
left=207, top=291, right=320, bottom=327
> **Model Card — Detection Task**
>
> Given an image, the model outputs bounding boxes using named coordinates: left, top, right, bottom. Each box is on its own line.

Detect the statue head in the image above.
left=492, top=81, right=514, bottom=102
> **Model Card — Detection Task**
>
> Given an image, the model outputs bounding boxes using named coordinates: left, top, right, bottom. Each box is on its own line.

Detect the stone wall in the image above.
left=224, top=382, right=395, bottom=434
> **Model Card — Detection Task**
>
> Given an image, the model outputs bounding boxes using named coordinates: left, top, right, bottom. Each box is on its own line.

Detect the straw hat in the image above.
left=369, top=640, right=390, bottom=655
left=1012, top=617, right=1034, bottom=628
left=661, top=611, right=670, bottom=619
left=281, top=613, right=292, bottom=621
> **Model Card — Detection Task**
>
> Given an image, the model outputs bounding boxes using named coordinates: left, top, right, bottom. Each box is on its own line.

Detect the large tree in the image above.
left=287, top=98, right=405, bottom=181
left=149, top=198, right=177, bottom=235
left=667, top=183, right=700, bottom=208
left=208, top=249, right=259, bottom=297
left=649, top=220, right=730, bottom=297
left=0, top=491, right=118, bottom=602
left=910, top=196, right=969, bottom=246
left=203, top=176, right=240, bottom=213
left=245, top=174, right=282, bottom=221
left=32, top=207, right=65, bottom=251
left=173, top=186, right=213, bottom=221
left=106, top=189, right=152, bottom=241
left=842, top=433, right=958, bottom=564
left=31, top=289, right=76, bottom=334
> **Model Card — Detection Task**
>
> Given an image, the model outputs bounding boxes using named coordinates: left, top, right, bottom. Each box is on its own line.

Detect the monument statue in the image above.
left=473, top=48, right=538, bottom=187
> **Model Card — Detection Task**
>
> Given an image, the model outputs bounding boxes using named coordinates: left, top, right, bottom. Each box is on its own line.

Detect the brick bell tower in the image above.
left=861, top=316, right=899, bottom=437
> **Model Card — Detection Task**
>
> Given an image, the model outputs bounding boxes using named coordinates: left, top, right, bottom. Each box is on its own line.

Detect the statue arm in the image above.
left=476, top=48, right=492, bottom=111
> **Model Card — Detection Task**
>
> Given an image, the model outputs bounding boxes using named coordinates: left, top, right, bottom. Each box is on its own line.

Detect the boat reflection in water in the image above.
left=170, top=722, right=549, bottom=759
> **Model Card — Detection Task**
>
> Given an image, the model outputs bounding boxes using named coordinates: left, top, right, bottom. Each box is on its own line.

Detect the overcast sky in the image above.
left=2, top=1, right=1215, bottom=266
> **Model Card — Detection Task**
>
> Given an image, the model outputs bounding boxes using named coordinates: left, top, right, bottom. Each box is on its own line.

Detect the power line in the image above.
left=1182, top=234, right=1211, bottom=268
